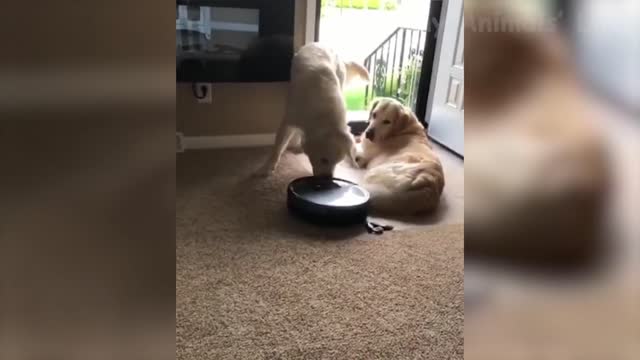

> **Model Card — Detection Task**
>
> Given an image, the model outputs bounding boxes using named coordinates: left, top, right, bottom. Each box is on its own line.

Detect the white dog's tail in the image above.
left=363, top=161, right=444, bottom=215
left=344, top=61, right=370, bottom=87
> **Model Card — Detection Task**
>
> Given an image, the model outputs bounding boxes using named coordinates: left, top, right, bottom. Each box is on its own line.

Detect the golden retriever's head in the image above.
left=363, top=98, right=425, bottom=143
left=303, top=128, right=356, bottom=177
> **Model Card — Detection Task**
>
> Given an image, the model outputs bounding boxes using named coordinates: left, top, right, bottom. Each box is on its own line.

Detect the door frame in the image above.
left=415, top=0, right=445, bottom=124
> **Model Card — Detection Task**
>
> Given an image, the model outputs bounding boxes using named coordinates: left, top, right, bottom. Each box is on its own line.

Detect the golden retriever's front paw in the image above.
left=352, top=143, right=366, bottom=168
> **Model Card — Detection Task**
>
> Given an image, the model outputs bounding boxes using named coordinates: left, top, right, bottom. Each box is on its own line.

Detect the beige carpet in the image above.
left=176, top=148, right=464, bottom=359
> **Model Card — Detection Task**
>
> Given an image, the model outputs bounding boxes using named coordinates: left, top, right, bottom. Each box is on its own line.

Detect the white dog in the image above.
left=257, top=42, right=369, bottom=177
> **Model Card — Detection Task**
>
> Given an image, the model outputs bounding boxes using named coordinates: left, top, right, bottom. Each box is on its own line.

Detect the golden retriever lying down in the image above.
left=355, top=98, right=445, bottom=215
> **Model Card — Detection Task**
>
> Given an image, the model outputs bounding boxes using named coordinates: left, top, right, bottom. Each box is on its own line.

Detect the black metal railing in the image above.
left=363, top=27, right=427, bottom=110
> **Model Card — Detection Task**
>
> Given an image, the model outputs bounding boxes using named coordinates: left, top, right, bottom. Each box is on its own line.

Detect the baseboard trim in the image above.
left=182, top=134, right=275, bottom=150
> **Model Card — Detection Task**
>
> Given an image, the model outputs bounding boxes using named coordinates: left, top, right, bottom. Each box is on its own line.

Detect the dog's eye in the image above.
left=372, top=112, right=377, bottom=119
left=320, top=158, right=329, bottom=164
left=382, top=119, right=391, bottom=125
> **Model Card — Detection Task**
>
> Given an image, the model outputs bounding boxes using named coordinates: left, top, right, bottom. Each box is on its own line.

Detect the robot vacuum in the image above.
left=287, top=177, right=393, bottom=233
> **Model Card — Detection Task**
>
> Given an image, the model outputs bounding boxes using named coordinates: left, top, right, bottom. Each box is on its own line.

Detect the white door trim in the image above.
left=425, top=0, right=464, bottom=156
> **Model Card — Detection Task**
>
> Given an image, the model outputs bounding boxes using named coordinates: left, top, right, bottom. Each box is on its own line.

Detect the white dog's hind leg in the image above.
left=286, top=129, right=304, bottom=154
left=256, top=123, right=294, bottom=176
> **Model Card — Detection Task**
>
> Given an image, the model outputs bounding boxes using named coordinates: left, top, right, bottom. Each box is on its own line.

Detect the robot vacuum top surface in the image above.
left=287, top=177, right=369, bottom=208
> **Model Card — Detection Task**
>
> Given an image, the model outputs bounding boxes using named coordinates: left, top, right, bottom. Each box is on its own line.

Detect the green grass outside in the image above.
left=344, top=62, right=421, bottom=111
left=384, top=0, right=398, bottom=10
left=367, top=0, right=381, bottom=10
left=334, top=0, right=394, bottom=10
left=352, top=0, right=365, bottom=9
left=345, top=86, right=368, bottom=111
left=344, top=73, right=402, bottom=111
left=345, top=87, right=397, bottom=112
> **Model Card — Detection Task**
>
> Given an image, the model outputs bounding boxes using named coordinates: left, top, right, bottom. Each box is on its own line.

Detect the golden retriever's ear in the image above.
left=368, top=99, right=380, bottom=120
left=391, top=109, right=410, bottom=133
left=404, top=107, right=421, bottom=126
left=391, top=108, right=422, bottom=137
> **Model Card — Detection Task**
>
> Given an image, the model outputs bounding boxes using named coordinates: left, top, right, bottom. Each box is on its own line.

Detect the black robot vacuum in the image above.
left=287, top=177, right=393, bottom=234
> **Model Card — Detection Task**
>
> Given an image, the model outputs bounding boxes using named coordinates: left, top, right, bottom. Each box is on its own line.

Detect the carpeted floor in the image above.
left=176, top=148, right=464, bottom=359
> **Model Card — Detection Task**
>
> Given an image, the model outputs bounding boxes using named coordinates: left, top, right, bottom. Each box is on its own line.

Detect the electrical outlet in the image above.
left=176, top=132, right=185, bottom=153
left=195, top=83, right=212, bottom=103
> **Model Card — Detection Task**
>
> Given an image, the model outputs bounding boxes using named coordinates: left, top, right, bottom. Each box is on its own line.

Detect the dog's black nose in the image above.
left=365, top=129, right=375, bottom=141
